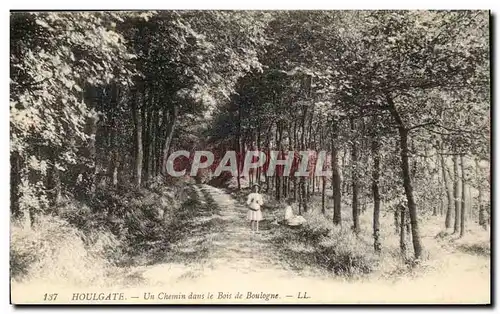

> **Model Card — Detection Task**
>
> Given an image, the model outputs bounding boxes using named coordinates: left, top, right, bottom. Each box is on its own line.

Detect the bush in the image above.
left=296, top=211, right=333, bottom=244
left=316, top=227, right=379, bottom=275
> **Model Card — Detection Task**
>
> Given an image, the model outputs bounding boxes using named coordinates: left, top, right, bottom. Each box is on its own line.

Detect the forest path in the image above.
left=10, top=184, right=490, bottom=304
left=134, top=184, right=302, bottom=294
left=126, top=184, right=490, bottom=304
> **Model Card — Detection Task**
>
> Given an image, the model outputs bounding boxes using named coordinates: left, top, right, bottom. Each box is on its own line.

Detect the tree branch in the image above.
left=408, top=121, right=438, bottom=131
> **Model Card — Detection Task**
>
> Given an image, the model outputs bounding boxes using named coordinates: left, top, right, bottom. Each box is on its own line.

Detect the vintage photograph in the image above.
left=10, top=10, right=490, bottom=304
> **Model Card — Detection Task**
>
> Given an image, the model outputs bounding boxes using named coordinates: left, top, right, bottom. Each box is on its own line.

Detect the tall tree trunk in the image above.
left=441, top=155, right=453, bottom=229
left=387, top=94, right=424, bottom=260
left=131, top=94, right=143, bottom=187
left=300, top=178, right=307, bottom=213
left=142, top=102, right=150, bottom=182
left=394, top=207, right=400, bottom=234
left=331, top=129, right=342, bottom=225
left=151, top=106, right=159, bottom=178
left=287, top=176, right=292, bottom=197
left=433, top=152, right=446, bottom=216
left=398, top=129, right=423, bottom=259
left=10, top=153, right=21, bottom=218
left=460, top=155, right=466, bottom=237
left=312, top=175, right=315, bottom=196
left=236, top=136, right=242, bottom=190
left=145, top=105, right=154, bottom=182
left=341, top=149, right=348, bottom=195
left=453, top=154, right=461, bottom=234
left=350, top=118, right=360, bottom=234
left=275, top=123, right=283, bottom=201
left=372, top=137, right=381, bottom=253
left=161, top=105, right=178, bottom=176
left=436, top=153, right=444, bottom=216
left=81, top=112, right=98, bottom=196
left=399, top=204, right=407, bottom=258
left=306, top=177, right=311, bottom=200
left=154, top=109, right=164, bottom=177
left=299, top=105, right=308, bottom=213
left=107, top=83, right=119, bottom=188
left=476, top=159, right=487, bottom=229
left=321, top=176, right=326, bottom=214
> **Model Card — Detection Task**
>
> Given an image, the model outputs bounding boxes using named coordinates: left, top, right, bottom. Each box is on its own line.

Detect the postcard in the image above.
left=9, top=10, right=491, bottom=304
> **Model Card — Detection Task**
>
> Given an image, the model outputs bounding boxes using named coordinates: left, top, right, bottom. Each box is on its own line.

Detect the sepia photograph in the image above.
left=9, top=9, right=491, bottom=305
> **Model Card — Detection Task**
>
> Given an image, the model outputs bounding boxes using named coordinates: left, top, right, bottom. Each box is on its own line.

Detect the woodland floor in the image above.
left=11, top=184, right=490, bottom=304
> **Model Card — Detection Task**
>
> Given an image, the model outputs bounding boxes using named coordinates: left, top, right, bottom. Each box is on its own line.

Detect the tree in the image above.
left=371, top=136, right=381, bottom=252
left=10, top=12, right=137, bottom=220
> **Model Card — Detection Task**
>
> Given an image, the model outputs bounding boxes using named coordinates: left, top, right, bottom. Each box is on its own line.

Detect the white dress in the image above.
left=246, top=192, right=263, bottom=221
left=288, top=215, right=306, bottom=226
left=284, top=205, right=294, bottom=221
left=284, top=205, right=306, bottom=226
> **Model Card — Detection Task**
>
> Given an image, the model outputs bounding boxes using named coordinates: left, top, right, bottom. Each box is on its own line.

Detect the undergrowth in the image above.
left=274, top=211, right=379, bottom=277
left=10, top=179, right=194, bottom=284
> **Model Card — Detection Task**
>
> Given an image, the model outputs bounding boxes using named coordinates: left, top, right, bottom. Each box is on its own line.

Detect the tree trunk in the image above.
left=81, top=112, right=98, bottom=196
left=441, top=155, right=453, bottom=229
left=399, top=204, right=406, bottom=257
left=142, top=102, right=150, bottom=181
left=306, top=178, right=311, bottom=201
left=372, top=137, right=381, bottom=253
left=453, top=154, right=461, bottom=234
left=398, top=129, right=423, bottom=259
left=151, top=106, right=159, bottom=178
left=131, top=94, right=143, bottom=187
left=145, top=105, right=154, bottom=182
left=435, top=152, right=442, bottom=215
left=350, top=118, right=360, bottom=234
left=161, top=105, right=178, bottom=176
left=321, top=176, right=326, bottom=215
left=312, top=175, right=315, bottom=196
left=387, top=94, right=424, bottom=260
left=275, top=123, right=283, bottom=201
left=476, top=159, right=487, bottom=229
left=460, top=155, right=466, bottom=237
left=10, top=153, right=21, bottom=217
left=155, top=109, right=165, bottom=177
left=299, top=105, right=308, bottom=213
left=341, top=149, right=348, bottom=195
left=331, top=126, right=342, bottom=225
left=236, top=136, right=241, bottom=190
left=108, top=83, right=119, bottom=188
left=300, top=177, right=307, bottom=213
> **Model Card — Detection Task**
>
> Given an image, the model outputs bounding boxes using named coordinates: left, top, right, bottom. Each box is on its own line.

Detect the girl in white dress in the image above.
left=246, top=184, right=264, bottom=232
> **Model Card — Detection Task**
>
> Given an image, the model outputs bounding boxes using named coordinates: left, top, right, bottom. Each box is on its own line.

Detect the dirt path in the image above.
left=130, top=184, right=490, bottom=304
left=11, top=184, right=490, bottom=304
left=137, top=184, right=298, bottom=287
